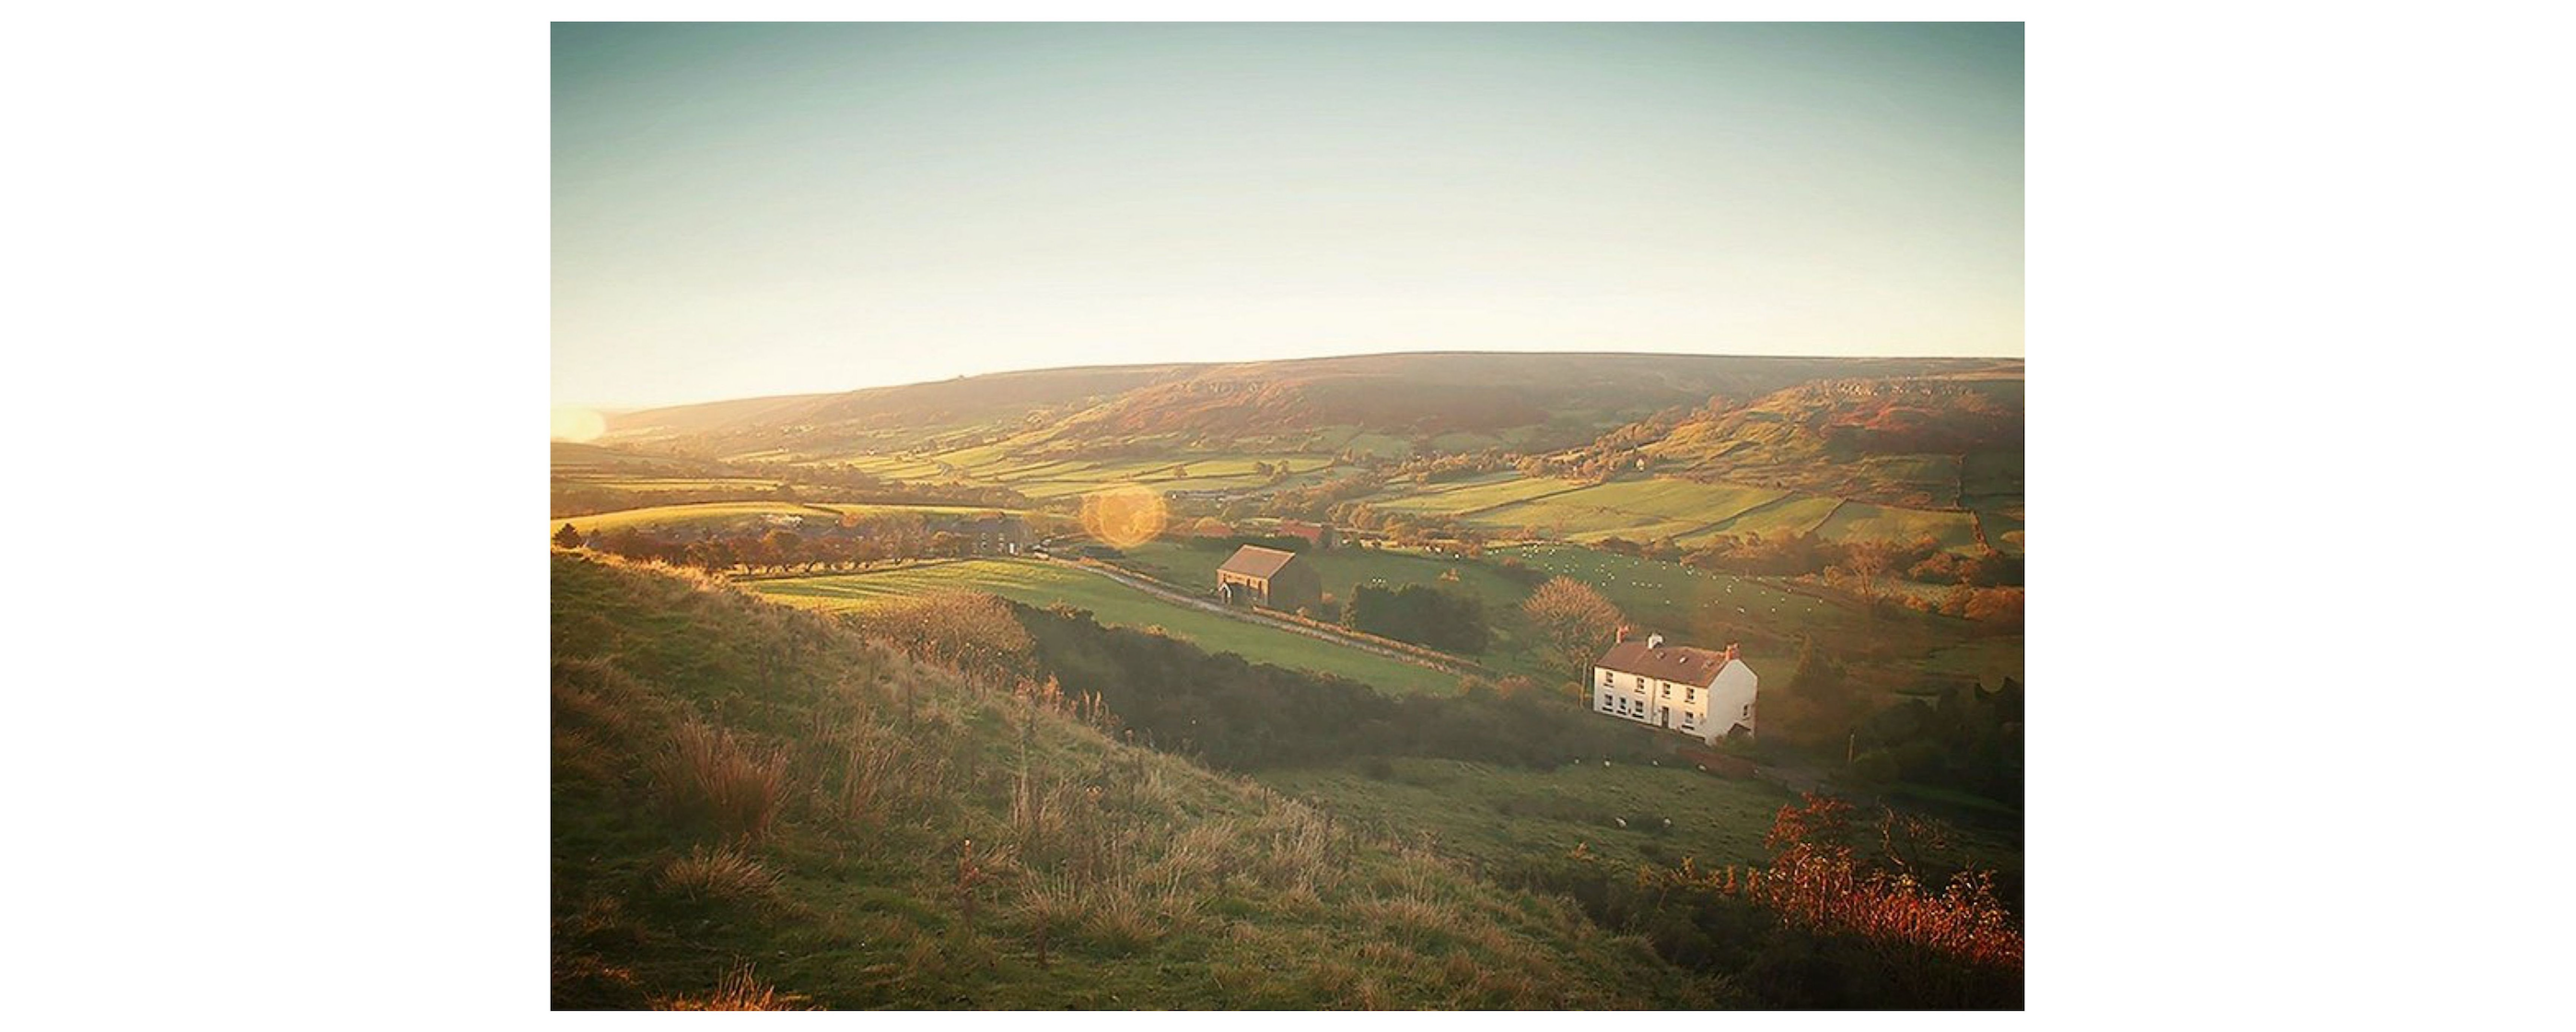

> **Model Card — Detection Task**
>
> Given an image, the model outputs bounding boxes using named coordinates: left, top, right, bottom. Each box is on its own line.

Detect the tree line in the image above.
left=554, top=512, right=1020, bottom=574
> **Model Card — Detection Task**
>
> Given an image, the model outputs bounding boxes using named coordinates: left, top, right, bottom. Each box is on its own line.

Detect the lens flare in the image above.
left=551, top=406, right=608, bottom=442
left=1080, top=483, right=1168, bottom=548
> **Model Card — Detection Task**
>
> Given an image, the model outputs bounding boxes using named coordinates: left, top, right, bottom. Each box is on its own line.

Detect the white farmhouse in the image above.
left=1591, top=632, right=1757, bottom=744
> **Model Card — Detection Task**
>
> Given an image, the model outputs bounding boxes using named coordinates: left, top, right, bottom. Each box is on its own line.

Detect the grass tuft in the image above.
left=651, top=966, right=809, bottom=1011
left=657, top=719, right=789, bottom=843
left=656, top=845, right=782, bottom=905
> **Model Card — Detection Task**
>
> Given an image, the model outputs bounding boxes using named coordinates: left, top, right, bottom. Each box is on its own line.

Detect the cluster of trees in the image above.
left=1848, top=679, right=2024, bottom=802
left=551, top=463, right=1027, bottom=520
left=1497, top=793, right=2020, bottom=1009
left=1177, top=531, right=1312, bottom=555
left=1757, top=638, right=2023, bottom=806
left=556, top=512, right=1011, bottom=574
left=1598, top=531, right=2002, bottom=584
left=1323, top=504, right=1494, bottom=552
left=1342, top=582, right=1491, bottom=653
left=1755, top=638, right=1871, bottom=751
left=1241, top=472, right=1383, bottom=522
left=1008, top=604, right=1651, bottom=771
left=1388, top=451, right=1515, bottom=486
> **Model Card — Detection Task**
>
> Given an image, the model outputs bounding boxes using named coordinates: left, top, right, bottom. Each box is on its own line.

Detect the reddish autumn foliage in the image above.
left=1739, top=794, right=2022, bottom=973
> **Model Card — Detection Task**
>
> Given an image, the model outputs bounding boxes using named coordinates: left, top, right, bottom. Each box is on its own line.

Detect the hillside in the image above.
left=552, top=552, right=1720, bottom=1009
left=603, top=352, right=2019, bottom=463
left=1584, top=374, right=2026, bottom=515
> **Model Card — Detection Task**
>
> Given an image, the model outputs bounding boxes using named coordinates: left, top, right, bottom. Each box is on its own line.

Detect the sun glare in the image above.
left=1079, top=483, right=1169, bottom=548
left=551, top=406, right=608, bottom=442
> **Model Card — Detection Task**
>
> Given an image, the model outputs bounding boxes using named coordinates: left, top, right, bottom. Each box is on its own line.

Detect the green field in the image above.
left=1691, top=493, right=1846, bottom=541
left=1457, top=477, right=1791, bottom=543
left=1262, top=756, right=1801, bottom=873
left=1117, top=541, right=1528, bottom=613
left=1367, top=475, right=1589, bottom=516
left=1812, top=501, right=1986, bottom=554
left=834, top=454, right=952, bottom=480
left=1264, top=755, right=2021, bottom=896
left=746, top=559, right=1465, bottom=697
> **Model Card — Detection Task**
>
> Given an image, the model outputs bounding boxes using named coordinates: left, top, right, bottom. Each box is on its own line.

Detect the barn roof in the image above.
left=1218, top=545, right=1300, bottom=580
left=1595, top=639, right=1741, bottom=686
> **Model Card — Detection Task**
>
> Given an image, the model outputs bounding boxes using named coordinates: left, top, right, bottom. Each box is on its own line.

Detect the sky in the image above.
left=553, top=22, right=2022, bottom=410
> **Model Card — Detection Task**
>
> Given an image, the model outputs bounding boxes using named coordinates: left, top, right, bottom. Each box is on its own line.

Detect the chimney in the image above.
left=1647, top=633, right=1665, bottom=650
left=1616, top=625, right=1630, bottom=643
left=1721, top=642, right=1740, bottom=663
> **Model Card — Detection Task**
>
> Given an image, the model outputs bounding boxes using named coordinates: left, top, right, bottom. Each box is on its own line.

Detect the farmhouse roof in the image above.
left=1595, top=639, right=1741, bottom=686
left=1218, top=545, right=1300, bottom=580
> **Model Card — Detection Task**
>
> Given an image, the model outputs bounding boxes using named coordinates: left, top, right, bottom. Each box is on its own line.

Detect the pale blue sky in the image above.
left=554, top=23, right=2022, bottom=408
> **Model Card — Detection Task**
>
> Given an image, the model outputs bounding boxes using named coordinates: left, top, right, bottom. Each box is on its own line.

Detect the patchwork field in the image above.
left=1114, top=541, right=1526, bottom=613
left=1811, top=501, right=1986, bottom=554
left=746, top=559, right=1465, bottom=697
left=1692, top=493, right=1845, bottom=540
left=1366, top=475, right=1590, bottom=516
left=1418, top=477, right=1805, bottom=544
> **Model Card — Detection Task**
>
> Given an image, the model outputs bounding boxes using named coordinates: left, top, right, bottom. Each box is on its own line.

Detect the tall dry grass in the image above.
left=656, top=719, right=789, bottom=843
left=650, top=966, right=809, bottom=1011
left=657, top=845, right=782, bottom=905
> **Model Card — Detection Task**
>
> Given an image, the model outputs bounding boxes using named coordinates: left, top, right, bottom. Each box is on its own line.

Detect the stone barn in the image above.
left=1216, top=545, right=1322, bottom=613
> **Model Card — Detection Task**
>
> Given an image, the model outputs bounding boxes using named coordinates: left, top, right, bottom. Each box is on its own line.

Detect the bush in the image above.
left=1848, top=749, right=1902, bottom=785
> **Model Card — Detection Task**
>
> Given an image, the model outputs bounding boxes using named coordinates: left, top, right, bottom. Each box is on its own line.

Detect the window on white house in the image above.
left=1685, top=686, right=1696, bottom=703
left=1742, top=703, right=1752, bottom=717
left=1661, top=684, right=1671, bottom=698
left=1600, top=670, right=1613, bottom=687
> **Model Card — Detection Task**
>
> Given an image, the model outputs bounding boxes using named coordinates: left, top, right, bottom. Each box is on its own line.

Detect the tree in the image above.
left=1521, top=577, right=1625, bottom=693
left=554, top=522, right=581, bottom=549
left=1768, top=637, right=1865, bottom=750
left=1836, top=540, right=1896, bottom=603
left=758, top=529, right=802, bottom=572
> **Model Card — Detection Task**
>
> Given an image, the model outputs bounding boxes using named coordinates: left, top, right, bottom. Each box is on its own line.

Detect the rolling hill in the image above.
left=602, top=352, right=2020, bottom=464
left=553, top=552, right=1722, bottom=1009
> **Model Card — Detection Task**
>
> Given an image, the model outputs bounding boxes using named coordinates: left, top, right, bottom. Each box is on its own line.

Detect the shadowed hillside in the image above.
left=551, top=552, right=1721, bottom=1009
left=603, top=352, right=2020, bottom=463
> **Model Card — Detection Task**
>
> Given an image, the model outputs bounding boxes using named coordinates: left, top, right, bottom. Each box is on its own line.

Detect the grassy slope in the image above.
left=554, top=553, right=1719, bottom=1009
left=743, top=559, right=1465, bottom=698
left=1261, top=757, right=1801, bottom=874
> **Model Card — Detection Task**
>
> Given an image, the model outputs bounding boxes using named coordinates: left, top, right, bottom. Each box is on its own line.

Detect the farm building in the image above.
left=1591, top=631, right=1757, bottom=744
left=926, top=513, right=1032, bottom=555
left=1216, top=545, right=1322, bottom=613
left=1276, top=520, right=1337, bottom=550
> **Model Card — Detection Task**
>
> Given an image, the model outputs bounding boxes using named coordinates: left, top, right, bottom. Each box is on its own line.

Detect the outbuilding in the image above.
left=1216, top=545, right=1322, bottom=613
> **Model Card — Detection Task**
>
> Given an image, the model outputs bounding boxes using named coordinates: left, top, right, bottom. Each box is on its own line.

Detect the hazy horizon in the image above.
left=554, top=23, right=2023, bottom=411
left=581, top=346, right=2028, bottom=416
